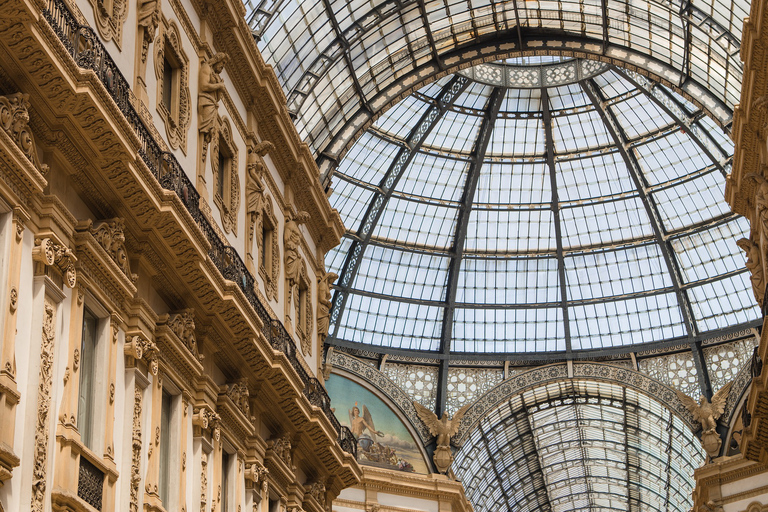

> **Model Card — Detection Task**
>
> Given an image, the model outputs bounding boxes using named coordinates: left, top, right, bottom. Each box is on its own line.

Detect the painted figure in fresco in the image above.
left=348, top=404, right=384, bottom=440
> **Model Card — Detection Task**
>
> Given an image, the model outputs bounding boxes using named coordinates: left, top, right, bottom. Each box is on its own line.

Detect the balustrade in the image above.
left=42, top=0, right=354, bottom=455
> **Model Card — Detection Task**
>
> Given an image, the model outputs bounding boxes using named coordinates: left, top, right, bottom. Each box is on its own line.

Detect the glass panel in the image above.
left=78, top=309, right=98, bottom=451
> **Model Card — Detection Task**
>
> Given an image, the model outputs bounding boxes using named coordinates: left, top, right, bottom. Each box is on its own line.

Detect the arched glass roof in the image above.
left=454, top=380, right=705, bottom=512
left=321, top=63, right=760, bottom=357
left=243, top=0, right=744, bottom=171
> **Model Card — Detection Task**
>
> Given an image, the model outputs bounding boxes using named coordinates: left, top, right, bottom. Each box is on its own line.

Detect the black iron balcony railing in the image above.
left=42, top=0, right=356, bottom=458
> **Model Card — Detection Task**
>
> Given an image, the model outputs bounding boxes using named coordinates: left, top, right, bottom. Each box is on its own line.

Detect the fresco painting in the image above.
left=326, top=374, right=429, bottom=474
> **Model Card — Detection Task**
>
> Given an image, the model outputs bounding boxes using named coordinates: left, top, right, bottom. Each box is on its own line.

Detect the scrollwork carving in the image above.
left=130, top=387, right=143, bottom=512
left=33, top=237, right=77, bottom=288
left=137, top=0, right=160, bottom=64
left=124, top=335, right=159, bottom=375
left=0, top=93, right=48, bottom=175
left=193, top=405, right=221, bottom=440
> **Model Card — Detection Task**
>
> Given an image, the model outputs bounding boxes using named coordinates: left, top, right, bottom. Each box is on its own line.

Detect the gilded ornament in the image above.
left=413, top=401, right=471, bottom=474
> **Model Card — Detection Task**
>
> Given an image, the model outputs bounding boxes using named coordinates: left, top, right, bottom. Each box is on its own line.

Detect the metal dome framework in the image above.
left=242, top=0, right=745, bottom=175
left=322, top=64, right=759, bottom=365
left=453, top=379, right=705, bottom=512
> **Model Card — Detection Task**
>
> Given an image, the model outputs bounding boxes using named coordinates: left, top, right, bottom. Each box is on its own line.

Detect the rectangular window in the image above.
left=261, top=223, right=273, bottom=272
left=217, top=149, right=227, bottom=200
left=162, top=56, right=173, bottom=113
left=78, top=308, right=99, bottom=450
left=159, top=389, right=173, bottom=505
left=221, top=450, right=231, bottom=511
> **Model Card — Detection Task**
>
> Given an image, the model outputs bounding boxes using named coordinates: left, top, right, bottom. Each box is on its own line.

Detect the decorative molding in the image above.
left=31, top=299, right=56, bottom=512
left=88, top=0, right=128, bottom=47
left=224, top=378, right=250, bottom=418
left=129, top=386, right=143, bottom=512
left=211, top=117, right=239, bottom=234
left=154, top=19, right=190, bottom=151
left=137, top=0, right=160, bottom=65
left=163, top=308, right=202, bottom=362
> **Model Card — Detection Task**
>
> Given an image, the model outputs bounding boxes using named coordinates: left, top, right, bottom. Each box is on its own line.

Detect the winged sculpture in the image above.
left=348, top=403, right=384, bottom=439
left=413, top=401, right=471, bottom=448
left=675, top=381, right=733, bottom=432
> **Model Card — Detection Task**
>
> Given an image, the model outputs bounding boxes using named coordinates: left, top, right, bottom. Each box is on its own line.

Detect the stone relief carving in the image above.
left=198, top=52, right=228, bottom=164
left=130, top=387, right=143, bottom=512
left=124, top=334, right=159, bottom=375
left=89, top=0, right=128, bottom=46
left=167, top=309, right=203, bottom=361
left=90, top=217, right=138, bottom=282
left=31, top=300, right=56, bottom=512
left=33, top=237, right=77, bottom=288
left=267, top=433, right=292, bottom=468
left=317, top=271, right=337, bottom=346
left=137, top=0, right=160, bottom=64
left=737, top=237, right=765, bottom=307
left=0, top=93, right=48, bottom=175
left=193, top=405, right=221, bottom=441
left=244, top=461, right=268, bottom=488
left=153, top=21, right=190, bottom=151
left=200, top=452, right=208, bottom=512
left=284, top=210, right=309, bottom=300
left=226, top=379, right=250, bottom=418
left=306, top=480, right=326, bottom=506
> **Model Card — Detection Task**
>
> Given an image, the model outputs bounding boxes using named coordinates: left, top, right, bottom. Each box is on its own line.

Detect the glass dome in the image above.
left=324, top=62, right=760, bottom=357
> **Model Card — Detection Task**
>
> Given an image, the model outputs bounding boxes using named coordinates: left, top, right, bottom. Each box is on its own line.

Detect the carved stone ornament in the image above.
left=0, top=93, right=49, bottom=175
left=33, top=237, right=77, bottom=288
left=284, top=210, right=310, bottom=293
left=89, top=0, right=128, bottom=46
left=306, top=481, right=326, bottom=506
left=32, top=300, right=56, bottom=512
left=244, top=462, right=268, bottom=488
left=737, top=236, right=765, bottom=307
left=193, top=405, right=221, bottom=440
left=90, top=218, right=137, bottom=282
left=168, top=309, right=203, bottom=361
left=317, top=272, right=338, bottom=346
left=137, top=0, right=160, bottom=63
left=258, top=200, right=280, bottom=302
left=154, top=21, right=190, bottom=151
left=226, top=379, right=250, bottom=418
left=267, top=433, right=292, bottom=468
left=125, top=335, right=159, bottom=375
left=200, top=452, right=208, bottom=512
left=198, top=52, right=229, bottom=164
left=9, top=287, right=17, bottom=312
